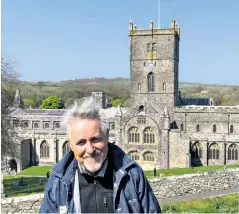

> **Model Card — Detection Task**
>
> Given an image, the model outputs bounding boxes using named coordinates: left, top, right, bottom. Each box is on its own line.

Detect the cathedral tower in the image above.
left=129, top=20, right=180, bottom=112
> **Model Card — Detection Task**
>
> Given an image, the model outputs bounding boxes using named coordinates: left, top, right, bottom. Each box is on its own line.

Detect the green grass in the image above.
left=3, top=177, right=48, bottom=197
left=144, top=164, right=239, bottom=178
left=161, top=193, right=239, bottom=213
left=17, top=166, right=53, bottom=176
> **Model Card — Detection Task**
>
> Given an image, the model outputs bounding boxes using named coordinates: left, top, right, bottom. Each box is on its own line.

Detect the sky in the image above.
left=2, top=0, right=239, bottom=85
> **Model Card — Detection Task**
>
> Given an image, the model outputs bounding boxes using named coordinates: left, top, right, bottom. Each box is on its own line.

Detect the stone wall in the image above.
left=149, top=168, right=239, bottom=199
left=1, top=168, right=238, bottom=213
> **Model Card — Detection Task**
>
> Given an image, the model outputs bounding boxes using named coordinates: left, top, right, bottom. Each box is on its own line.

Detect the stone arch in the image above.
left=191, top=141, right=202, bottom=159
left=40, top=140, right=49, bottom=158
left=142, top=152, right=156, bottom=162
left=128, top=127, right=140, bottom=143
left=209, top=143, right=220, bottom=160
left=9, top=159, right=17, bottom=171
left=147, top=72, right=155, bottom=92
left=128, top=150, right=140, bottom=161
left=62, top=141, right=71, bottom=157
left=143, top=127, right=155, bottom=144
left=228, top=143, right=238, bottom=160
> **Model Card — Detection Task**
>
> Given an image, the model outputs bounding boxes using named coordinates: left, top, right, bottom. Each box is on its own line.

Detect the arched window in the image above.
left=230, top=125, right=233, bottom=134
left=40, top=141, right=49, bottom=158
left=148, top=72, right=155, bottom=92
left=163, top=82, right=166, bottom=91
left=128, top=127, right=140, bottom=143
left=34, top=122, right=39, bottom=129
left=128, top=151, right=140, bottom=161
left=138, top=83, right=141, bottom=91
left=55, top=122, right=60, bottom=129
left=143, top=152, right=155, bottom=162
left=147, top=43, right=151, bottom=52
left=180, top=123, right=184, bottom=132
left=152, top=43, right=156, bottom=51
left=209, top=143, right=220, bottom=160
left=62, top=141, right=71, bottom=157
left=143, top=127, right=155, bottom=144
left=139, top=105, right=144, bottom=113
left=228, top=144, right=238, bottom=160
left=213, top=124, right=216, bottom=133
left=196, top=124, right=200, bottom=132
left=44, top=123, right=49, bottom=129
left=191, top=142, right=202, bottom=159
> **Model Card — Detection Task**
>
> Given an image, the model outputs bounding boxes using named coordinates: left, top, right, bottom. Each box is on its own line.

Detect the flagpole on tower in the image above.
left=158, top=0, right=160, bottom=28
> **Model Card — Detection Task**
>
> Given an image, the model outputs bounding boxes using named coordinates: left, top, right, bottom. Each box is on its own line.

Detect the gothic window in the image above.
left=209, top=143, right=220, bottom=160
left=143, top=152, right=155, bottom=162
left=147, top=43, right=151, bottom=52
left=138, top=83, right=141, bottom=91
left=191, top=142, right=202, bottom=159
left=128, top=127, right=140, bottom=143
left=180, top=123, right=184, bottom=131
left=213, top=124, right=216, bottom=133
left=163, top=82, right=166, bottom=91
left=170, top=121, right=178, bottom=129
left=137, top=117, right=146, bottom=124
left=44, top=122, right=49, bottom=129
left=40, top=140, right=49, bottom=158
left=143, top=62, right=146, bottom=67
left=143, top=127, right=155, bottom=144
left=148, top=72, right=155, bottom=92
left=109, top=122, right=115, bottom=130
left=128, top=151, right=140, bottom=161
left=54, top=122, right=60, bottom=129
left=196, top=124, right=200, bottom=132
left=230, top=125, right=234, bottom=134
left=139, top=105, right=144, bottom=113
left=33, top=122, right=39, bottom=129
left=62, top=141, right=71, bottom=157
left=228, top=144, right=238, bottom=160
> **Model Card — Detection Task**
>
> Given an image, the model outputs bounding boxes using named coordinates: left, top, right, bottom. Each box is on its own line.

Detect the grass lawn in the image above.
left=144, top=164, right=239, bottom=178
left=17, top=166, right=53, bottom=176
left=161, top=193, right=239, bottom=213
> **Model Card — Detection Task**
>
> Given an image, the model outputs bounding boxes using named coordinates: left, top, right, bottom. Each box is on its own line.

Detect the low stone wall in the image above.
left=1, top=168, right=238, bottom=213
left=149, top=168, right=239, bottom=199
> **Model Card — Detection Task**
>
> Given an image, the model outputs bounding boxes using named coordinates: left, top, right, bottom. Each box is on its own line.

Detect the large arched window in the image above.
left=143, top=127, right=155, bottom=144
left=209, top=143, right=220, bottom=160
left=228, top=144, right=238, bottom=160
left=191, top=142, right=202, bottom=159
left=128, top=151, right=140, bottom=161
left=143, top=152, right=155, bottom=162
left=128, top=127, right=140, bottom=143
left=148, top=72, right=155, bottom=92
left=40, top=141, right=49, bottom=158
left=62, top=141, right=71, bottom=157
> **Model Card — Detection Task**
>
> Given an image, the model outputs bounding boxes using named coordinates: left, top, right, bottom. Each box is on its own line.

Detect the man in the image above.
left=39, top=97, right=161, bottom=213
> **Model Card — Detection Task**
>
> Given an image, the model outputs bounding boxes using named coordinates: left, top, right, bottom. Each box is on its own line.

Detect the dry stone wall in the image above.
left=1, top=169, right=238, bottom=213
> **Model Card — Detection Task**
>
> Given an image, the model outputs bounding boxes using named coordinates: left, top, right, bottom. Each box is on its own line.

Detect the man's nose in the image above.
left=85, top=141, right=94, bottom=154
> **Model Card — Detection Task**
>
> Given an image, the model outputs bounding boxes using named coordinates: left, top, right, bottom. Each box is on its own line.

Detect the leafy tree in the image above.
left=111, top=99, right=122, bottom=107
left=23, top=98, right=36, bottom=108
left=1, top=57, right=20, bottom=163
left=40, top=96, right=64, bottom=109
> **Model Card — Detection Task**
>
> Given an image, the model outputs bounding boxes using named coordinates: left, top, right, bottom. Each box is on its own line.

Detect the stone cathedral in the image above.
left=3, top=20, right=239, bottom=172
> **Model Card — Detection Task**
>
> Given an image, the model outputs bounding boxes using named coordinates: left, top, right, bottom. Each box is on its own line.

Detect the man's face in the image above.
left=69, top=118, right=108, bottom=174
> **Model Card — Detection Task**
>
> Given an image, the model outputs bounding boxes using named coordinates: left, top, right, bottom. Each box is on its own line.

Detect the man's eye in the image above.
left=91, top=138, right=101, bottom=143
left=77, top=141, right=85, bottom=145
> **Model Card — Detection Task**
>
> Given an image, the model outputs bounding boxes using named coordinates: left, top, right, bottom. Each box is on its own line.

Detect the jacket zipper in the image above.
left=104, top=196, right=107, bottom=213
left=94, top=179, right=97, bottom=213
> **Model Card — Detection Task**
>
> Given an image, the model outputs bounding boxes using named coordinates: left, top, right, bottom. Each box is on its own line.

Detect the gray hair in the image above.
left=62, top=97, right=108, bottom=139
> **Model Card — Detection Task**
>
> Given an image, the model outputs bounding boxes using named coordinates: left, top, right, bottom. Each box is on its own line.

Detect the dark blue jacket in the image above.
left=39, top=143, right=161, bottom=213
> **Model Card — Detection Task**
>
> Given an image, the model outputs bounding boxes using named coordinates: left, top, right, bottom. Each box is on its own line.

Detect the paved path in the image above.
left=159, top=186, right=239, bottom=204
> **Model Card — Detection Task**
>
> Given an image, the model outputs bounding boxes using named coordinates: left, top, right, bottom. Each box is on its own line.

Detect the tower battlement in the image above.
left=129, top=20, right=180, bottom=39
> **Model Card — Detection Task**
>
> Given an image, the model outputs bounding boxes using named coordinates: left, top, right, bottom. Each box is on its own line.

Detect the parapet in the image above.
left=129, top=19, right=180, bottom=39
left=174, top=105, right=239, bottom=113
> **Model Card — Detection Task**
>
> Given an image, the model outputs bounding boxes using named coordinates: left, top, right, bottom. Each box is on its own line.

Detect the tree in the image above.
left=23, top=98, right=36, bottom=108
left=40, top=96, right=64, bottom=109
left=1, top=57, right=20, bottom=163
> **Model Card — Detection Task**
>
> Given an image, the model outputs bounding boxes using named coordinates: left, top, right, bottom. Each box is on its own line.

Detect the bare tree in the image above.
left=1, top=57, right=20, bottom=163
